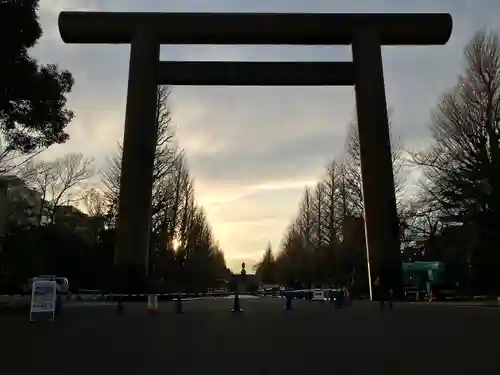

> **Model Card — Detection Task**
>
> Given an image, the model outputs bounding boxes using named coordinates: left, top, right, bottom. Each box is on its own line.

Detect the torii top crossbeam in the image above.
left=58, top=12, right=452, bottom=45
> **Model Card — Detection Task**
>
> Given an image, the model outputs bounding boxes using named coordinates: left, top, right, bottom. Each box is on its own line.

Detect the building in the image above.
left=53, top=204, right=104, bottom=241
left=0, top=176, right=97, bottom=232
left=0, top=175, right=48, bottom=228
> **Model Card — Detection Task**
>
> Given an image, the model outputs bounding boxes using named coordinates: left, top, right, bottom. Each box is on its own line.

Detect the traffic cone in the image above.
left=148, top=294, right=159, bottom=315
left=231, top=294, right=243, bottom=312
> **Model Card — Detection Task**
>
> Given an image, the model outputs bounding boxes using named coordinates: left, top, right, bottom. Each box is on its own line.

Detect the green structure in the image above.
left=403, top=261, right=445, bottom=288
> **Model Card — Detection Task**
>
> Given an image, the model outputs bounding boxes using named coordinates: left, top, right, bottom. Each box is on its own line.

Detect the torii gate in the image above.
left=58, top=12, right=452, bottom=299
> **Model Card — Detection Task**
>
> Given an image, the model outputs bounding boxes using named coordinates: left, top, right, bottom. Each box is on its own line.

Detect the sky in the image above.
left=36, top=0, right=499, bottom=271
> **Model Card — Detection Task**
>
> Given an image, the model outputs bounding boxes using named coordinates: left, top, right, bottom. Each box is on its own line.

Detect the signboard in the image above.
left=30, top=280, right=57, bottom=322
left=312, top=289, right=326, bottom=301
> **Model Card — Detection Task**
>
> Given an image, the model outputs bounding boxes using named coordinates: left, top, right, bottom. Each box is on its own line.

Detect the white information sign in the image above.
left=312, top=289, right=326, bottom=301
left=30, top=280, right=57, bottom=322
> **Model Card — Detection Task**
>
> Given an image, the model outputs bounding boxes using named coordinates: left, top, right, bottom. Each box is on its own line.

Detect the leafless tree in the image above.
left=101, top=86, right=177, bottom=227
left=273, top=113, right=405, bottom=288
left=254, top=242, right=276, bottom=284
left=101, top=86, right=224, bottom=286
left=81, top=187, right=107, bottom=217
left=343, top=114, right=406, bottom=217
left=411, top=30, right=500, bottom=226
left=20, top=153, right=94, bottom=224
left=409, top=30, right=500, bottom=290
left=0, top=146, right=44, bottom=176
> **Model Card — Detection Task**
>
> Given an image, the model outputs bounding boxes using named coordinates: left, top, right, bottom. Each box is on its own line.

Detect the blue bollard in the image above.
left=335, top=290, right=344, bottom=309
left=116, top=295, right=124, bottom=314
left=175, top=295, right=183, bottom=314
left=55, top=294, right=62, bottom=316
left=285, top=294, right=293, bottom=311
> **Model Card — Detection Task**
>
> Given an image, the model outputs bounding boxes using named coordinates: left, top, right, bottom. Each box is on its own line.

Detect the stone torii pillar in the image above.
left=58, top=12, right=452, bottom=297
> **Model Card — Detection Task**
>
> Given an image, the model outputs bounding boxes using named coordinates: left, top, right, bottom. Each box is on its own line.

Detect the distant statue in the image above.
left=241, top=262, right=246, bottom=276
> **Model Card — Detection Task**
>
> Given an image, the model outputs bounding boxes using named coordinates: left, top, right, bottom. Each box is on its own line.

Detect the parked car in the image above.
left=28, top=275, right=70, bottom=295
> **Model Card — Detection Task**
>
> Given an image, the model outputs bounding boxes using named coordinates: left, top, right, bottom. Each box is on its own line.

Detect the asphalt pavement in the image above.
left=1, top=297, right=499, bottom=375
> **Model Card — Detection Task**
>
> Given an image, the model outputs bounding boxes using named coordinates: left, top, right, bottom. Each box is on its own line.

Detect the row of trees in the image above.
left=99, top=86, right=229, bottom=292
left=1, top=86, right=229, bottom=293
left=0, top=2, right=228, bottom=293
left=255, top=30, right=500, bottom=296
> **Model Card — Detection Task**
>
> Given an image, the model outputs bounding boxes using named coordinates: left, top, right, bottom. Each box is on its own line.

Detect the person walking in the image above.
left=375, top=276, right=393, bottom=310
left=387, top=286, right=394, bottom=309
left=374, top=276, right=383, bottom=308
left=426, top=280, right=433, bottom=303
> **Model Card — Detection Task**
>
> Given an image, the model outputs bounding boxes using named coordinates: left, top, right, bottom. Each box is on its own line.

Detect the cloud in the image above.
left=35, top=0, right=500, bottom=267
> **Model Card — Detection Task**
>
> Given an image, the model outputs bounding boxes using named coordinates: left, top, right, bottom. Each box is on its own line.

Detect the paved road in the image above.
left=1, top=298, right=499, bottom=374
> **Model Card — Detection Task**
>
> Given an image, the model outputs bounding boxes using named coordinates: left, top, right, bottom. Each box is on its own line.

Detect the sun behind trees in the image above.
left=256, top=29, right=500, bottom=298
left=99, top=86, right=229, bottom=293
left=1, top=2, right=227, bottom=294
left=0, top=81, right=228, bottom=292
